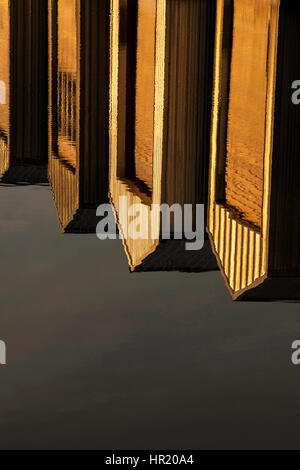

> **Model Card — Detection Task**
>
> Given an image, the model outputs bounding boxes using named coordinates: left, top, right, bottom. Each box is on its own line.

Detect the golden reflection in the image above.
left=57, top=0, right=77, bottom=169
left=225, top=0, right=271, bottom=228
left=110, top=0, right=218, bottom=271
left=0, top=0, right=9, bottom=138
left=134, top=0, right=156, bottom=191
left=0, top=1, right=48, bottom=180
left=208, top=0, right=281, bottom=300
left=110, top=0, right=163, bottom=269
left=49, top=0, right=79, bottom=230
left=0, top=0, right=9, bottom=177
left=49, top=0, right=110, bottom=232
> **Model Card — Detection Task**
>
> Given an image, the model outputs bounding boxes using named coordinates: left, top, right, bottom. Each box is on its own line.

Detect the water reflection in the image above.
left=49, top=0, right=79, bottom=230
left=49, top=0, right=109, bottom=232
left=0, top=0, right=10, bottom=177
left=57, top=0, right=77, bottom=169
left=1, top=0, right=298, bottom=299
left=208, top=0, right=300, bottom=301
left=110, top=0, right=218, bottom=271
left=0, top=0, right=48, bottom=183
left=134, top=0, right=156, bottom=192
left=226, top=0, right=269, bottom=229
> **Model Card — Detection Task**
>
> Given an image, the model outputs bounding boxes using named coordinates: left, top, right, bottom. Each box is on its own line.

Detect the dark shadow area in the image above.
left=133, top=239, right=219, bottom=273
left=0, top=164, right=49, bottom=185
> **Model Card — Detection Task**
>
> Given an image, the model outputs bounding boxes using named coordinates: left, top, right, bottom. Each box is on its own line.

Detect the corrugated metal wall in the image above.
left=211, top=204, right=264, bottom=293
left=49, top=154, right=79, bottom=231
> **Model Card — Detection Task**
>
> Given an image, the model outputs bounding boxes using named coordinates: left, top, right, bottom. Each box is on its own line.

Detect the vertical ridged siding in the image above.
left=208, top=0, right=281, bottom=298
left=57, top=71, right=77, bottom=145
left=49, top=0, right=79, bottom=230
left=162, top=0, right=216, bottom=211
left=49, top=0, right=109, bottom=230
left=79, top=0, right=110, bottom=207
left=49, top=155, right=78, bottom=231
left=0, top=136, right=9, bottom=178
left=212, top=204, right=264, bottom=293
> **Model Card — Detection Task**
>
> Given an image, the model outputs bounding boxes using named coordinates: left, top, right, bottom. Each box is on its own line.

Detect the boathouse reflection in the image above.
left=0, top=0, right=48, bottom=183
left=48, top=0, right=110, bottom=232
left=208, top=0, right=300, bottom=300
left=109, top=0, right=218, bottom=271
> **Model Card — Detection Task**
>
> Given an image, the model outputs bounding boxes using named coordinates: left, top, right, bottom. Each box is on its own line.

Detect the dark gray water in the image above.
left=0, top=185, right=299, bottom=449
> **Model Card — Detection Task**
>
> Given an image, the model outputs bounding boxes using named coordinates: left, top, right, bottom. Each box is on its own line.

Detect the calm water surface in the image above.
left=0, top=185, right=299, bottom=449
